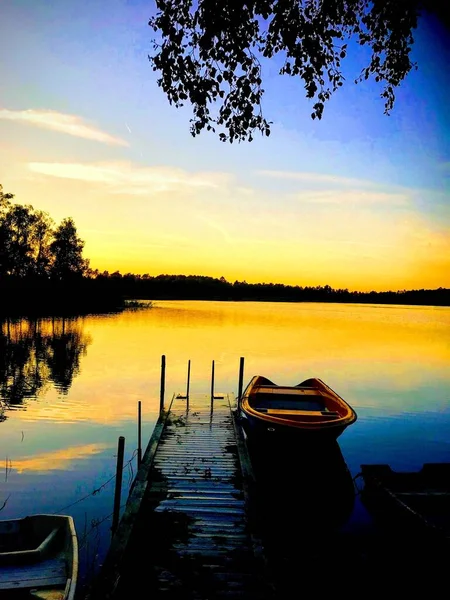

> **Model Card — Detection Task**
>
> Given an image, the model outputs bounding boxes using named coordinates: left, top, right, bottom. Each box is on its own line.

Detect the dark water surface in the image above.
left=1, top=300, right=449, bottom=595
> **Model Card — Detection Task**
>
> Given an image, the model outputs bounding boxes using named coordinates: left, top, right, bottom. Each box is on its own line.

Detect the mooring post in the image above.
left=186, top=359, right=191, bottom=411
left=137, top=401, right=142, bottom=469
left=238, top=356, right=245, bottom=402
left=112, top=436, right=125, bottom=537
left=211, top=360, right=215, bottom=406
left=160, top=354, right=166, bottom=413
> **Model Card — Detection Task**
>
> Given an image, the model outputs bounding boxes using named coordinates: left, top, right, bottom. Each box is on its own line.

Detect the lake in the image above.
left=1, top=300, right=449, bottom=594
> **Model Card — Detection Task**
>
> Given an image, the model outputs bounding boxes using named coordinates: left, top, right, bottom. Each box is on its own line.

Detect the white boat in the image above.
left=0, top=514, right=78, bottom=599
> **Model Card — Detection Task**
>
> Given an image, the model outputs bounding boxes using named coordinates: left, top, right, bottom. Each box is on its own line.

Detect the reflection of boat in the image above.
left=252, top=438, right=356, bottom=529
left=249, top=437, right=356, bottom=595
left=238, top=375, right=357, bottom=441
left=0, top=514, right=78, bottom=600
left=360, top=463, right=450, bottom=541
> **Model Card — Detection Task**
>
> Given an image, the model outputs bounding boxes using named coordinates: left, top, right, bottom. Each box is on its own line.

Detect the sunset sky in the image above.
left=1, top=0, right=449, bottom=292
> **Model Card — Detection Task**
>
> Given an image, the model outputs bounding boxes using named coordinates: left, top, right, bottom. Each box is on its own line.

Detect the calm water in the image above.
left=1, top=300, right=449, bottom=592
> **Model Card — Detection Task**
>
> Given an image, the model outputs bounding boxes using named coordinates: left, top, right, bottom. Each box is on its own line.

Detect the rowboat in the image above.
left=0, top=514, right=78, bottom=599
left=360, top=463, right=450, bottom=541
left=237, top=375, right=357, bottom=441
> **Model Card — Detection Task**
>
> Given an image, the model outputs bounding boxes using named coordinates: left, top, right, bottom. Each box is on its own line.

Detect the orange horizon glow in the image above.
left=1, top=166, right=446, bottom=294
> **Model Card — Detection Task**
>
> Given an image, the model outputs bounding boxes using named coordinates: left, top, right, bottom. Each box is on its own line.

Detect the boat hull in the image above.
left=238, top=408, right=349, bottom=442
left=237, top=375, right=357, bottom=444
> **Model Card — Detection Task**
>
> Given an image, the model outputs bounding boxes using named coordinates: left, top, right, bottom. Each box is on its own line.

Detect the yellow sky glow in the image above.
left=0, top=111, right=448, bottom=292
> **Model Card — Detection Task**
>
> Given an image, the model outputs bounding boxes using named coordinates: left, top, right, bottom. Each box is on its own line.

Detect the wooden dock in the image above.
left=88, top=391, right=273, bottom=599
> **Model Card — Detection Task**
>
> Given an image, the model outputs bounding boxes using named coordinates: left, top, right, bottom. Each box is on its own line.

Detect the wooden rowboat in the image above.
left=237, top=375, right=357, bottom=442
left=0, top=514, right=78, bottom=599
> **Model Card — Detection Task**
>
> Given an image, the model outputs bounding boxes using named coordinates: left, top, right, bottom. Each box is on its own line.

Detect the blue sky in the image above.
left=1, top=0, right=449, bottom=291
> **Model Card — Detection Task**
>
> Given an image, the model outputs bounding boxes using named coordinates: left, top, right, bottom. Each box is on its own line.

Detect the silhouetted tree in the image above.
left=148, top=0, right=444, bottom=142
left=33, top=211, right=55, bottom=277
left=0, top=185, right=14, bottom=276
left=2, top=204, right=41, bottom=277
left=0, top=188, right=55, bottom=278
left=49, top=218, right=89, bottom=281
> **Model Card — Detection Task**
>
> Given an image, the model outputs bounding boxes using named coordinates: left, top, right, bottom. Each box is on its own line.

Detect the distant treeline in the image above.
left=84, top=272, right=450, bottom=306
left=3, top=272, right=449, bottom=317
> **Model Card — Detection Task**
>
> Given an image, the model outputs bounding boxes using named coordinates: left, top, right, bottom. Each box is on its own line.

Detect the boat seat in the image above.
left=266, top=409, right=340, bottom=418
left=253, top=396, right=325, bottom=411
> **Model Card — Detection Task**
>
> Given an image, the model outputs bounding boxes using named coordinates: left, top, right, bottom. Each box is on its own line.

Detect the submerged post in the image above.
left=112, top=436, right=125, bottom=537
left=137, top=401, right=142, bottom=468
left=186, top=359, right=191, bottom=411
left=160, top=354, right=166, bottom=413
left=211, top=360, right=215, bottom=404
left=238, top=356, right=245, bottom=402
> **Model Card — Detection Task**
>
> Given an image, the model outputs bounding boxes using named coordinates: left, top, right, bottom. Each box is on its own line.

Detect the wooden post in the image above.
left=160, top=354, right=166, bottom=413
left=238, top=356, right=245, bottom=402
left=186, top=359, right=191, bottom=411
left=137, top=401, right=142, bottom=469
left=112, top=436, right=125, bottom=537
left=211, top=360, right=215, bottom=404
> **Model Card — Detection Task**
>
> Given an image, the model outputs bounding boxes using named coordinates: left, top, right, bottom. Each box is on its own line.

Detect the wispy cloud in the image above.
left=197, top=215, right=235, bottom=244
left=257, top=170, right=412, bottom=206
left=291, top=189, right=410, bottom=206
left=257, top=170, right=376, bottom=188
left=28, top=161, right=231, bottom=194
left=0, top=108, right=129, bottom=146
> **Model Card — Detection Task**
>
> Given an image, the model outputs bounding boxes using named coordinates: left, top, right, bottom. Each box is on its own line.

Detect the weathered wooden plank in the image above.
left=89, top=391, right=272, bottom=600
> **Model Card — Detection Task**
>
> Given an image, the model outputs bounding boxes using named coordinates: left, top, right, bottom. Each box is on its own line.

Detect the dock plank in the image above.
left=88, top=393, right=273, bottom=600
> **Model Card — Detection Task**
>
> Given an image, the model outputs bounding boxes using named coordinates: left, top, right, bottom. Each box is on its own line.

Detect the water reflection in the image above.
left=248, top=437, right=356, bottom=595
left=0, top=302, right=448, bottom=595
left=250, top=438, right=355, bottom=532
left=0, top=318, right=92, bottom=409
left=12, top=443, right=110, bottom=473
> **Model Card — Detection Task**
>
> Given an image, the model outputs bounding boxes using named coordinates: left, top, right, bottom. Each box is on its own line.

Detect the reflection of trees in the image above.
left=0, top=318, right=92, bottom=407
left=45, top=319, right=90, bottom=394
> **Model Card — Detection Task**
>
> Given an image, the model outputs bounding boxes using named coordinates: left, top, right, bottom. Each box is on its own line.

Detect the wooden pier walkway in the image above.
left=88, top=391, right=273, bottom=599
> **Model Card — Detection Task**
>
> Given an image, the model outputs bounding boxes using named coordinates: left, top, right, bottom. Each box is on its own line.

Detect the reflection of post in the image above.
left=112, top=436, right=125, bottom=537
left=210, top=360, right=215, bottom=411
left=238, top=356, right=245, bottom=403
left=160, top=355, right=166, bottom=413
left=137, top=401, right=142, bottom=468
left=186, top=360, right=191, bottom=411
